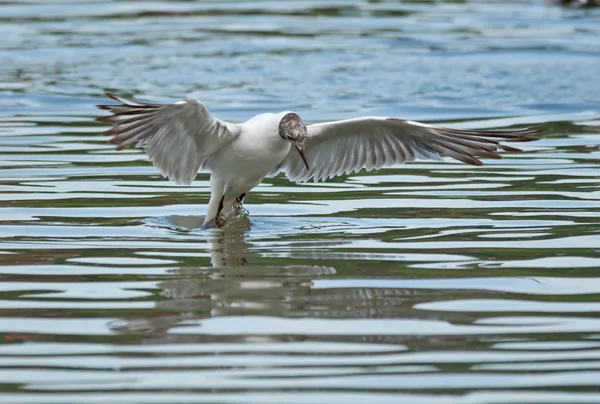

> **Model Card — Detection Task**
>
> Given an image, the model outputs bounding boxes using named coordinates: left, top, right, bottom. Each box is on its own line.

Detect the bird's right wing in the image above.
left=96, top=93, right=241, bottom=185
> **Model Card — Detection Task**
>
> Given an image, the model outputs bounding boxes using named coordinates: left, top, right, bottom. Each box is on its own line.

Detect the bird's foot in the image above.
left=201, top=200, right=249, bottom=230
left=200, top=217, right=226, bottom=230
left=200, top=219, right=217, bottom=230
left=233, top=199, right=249, bottom=217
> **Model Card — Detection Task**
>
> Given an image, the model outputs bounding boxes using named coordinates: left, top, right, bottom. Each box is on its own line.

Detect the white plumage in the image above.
left=97, top=93, right=540, bottom=227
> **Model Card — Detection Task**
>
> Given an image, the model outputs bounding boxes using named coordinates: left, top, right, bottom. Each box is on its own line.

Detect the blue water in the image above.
left=1, top=1, right=600, bottom=403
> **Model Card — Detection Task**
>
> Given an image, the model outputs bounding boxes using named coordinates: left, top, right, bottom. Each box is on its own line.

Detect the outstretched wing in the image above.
left=277, top=117, right=541, bottom=183
left=96, top=93, right=241, bottom=185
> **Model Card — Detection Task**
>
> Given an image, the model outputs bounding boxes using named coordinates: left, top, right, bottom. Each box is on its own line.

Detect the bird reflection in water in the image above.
left=167, top=207, right=253, bottom=268
left=110, top=213, right=336, bottom=340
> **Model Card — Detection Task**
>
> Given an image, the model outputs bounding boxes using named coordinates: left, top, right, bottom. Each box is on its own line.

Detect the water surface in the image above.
left=1, top=0, right=600, bottom=403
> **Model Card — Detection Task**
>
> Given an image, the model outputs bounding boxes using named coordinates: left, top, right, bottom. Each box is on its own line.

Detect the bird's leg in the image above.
left=202, top=178, right=226, bottom=229
left=233, top=193, right=246, bottom=211
left=201, top=194, right=225, bottom=229
left=215, top=194, right=226, bottom=227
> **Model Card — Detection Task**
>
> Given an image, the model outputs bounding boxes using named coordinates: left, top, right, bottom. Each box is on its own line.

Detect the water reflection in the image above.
left=165, top=214, right=253, bottom=267
left=111, top=220, right=336, bottom=339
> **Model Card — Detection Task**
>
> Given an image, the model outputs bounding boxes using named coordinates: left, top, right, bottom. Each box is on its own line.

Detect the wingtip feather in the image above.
left=95, top=116, right=114, bottom=124
left=105, top=92, right=120, bottom=102
left=499, top=144, right=524, bottom=153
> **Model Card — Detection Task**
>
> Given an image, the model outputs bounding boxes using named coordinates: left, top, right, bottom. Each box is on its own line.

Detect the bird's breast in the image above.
left=211, top=132, right=291, bottom=179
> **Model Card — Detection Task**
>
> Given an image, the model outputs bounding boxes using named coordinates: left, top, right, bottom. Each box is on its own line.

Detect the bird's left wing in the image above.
left=96, top=93, right=241, bottom=185
left=277, top=117, right=541, bottom=183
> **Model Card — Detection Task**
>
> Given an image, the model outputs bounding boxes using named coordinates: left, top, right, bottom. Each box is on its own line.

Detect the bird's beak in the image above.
left=293, top=141, right=309, bottom=171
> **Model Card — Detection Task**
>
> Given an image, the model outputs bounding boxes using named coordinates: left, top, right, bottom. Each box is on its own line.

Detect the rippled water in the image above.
left=2, top=0, right=600, bottom=403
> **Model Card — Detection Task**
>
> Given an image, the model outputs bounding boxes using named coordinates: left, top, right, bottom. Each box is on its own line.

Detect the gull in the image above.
left=96, top=93, right=540, bottom=228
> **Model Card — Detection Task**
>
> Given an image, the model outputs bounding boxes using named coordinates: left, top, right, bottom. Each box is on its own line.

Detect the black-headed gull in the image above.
left=96, top=93, right=540, bottom=228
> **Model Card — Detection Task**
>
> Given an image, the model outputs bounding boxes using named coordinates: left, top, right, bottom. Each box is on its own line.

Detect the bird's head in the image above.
left=279, top=112, right=309, bottom=171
